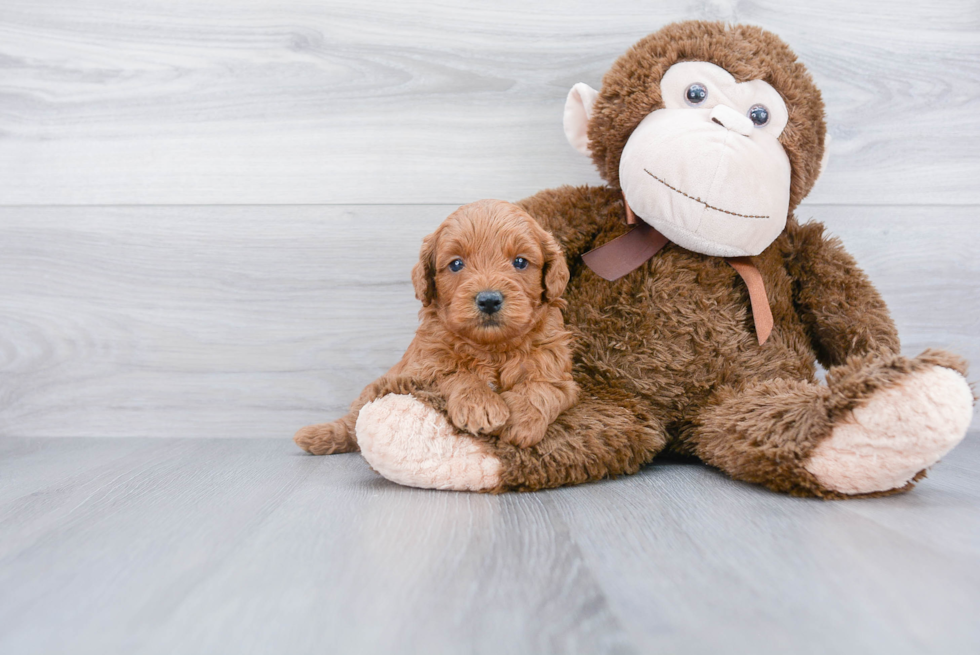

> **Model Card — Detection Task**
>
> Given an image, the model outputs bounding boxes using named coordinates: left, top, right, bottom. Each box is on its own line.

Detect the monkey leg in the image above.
left=689, top=350, right=974, bottom=498
left=355, top=391, right=668, bottom=492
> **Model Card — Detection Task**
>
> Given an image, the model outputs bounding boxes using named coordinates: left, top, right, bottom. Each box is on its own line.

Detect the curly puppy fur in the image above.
left=295, top=200, right=578, bottom=455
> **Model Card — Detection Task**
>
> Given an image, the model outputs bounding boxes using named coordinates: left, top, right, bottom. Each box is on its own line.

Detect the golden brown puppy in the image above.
left=294, top=199, right=578, bottom=455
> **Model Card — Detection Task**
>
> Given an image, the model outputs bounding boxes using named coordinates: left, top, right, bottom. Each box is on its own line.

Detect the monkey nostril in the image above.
left=709, top=105, right=753, bottom=136
left=475, top=290, right=504, bottom=315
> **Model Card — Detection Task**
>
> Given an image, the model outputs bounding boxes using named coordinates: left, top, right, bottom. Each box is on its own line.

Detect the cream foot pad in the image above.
left=356, top=394, right=502, bottom=491
left=806, top=366, right=974, bottom=494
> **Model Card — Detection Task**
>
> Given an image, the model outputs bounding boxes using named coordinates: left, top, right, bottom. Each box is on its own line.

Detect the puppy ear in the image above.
left=412, top=232, right=437, bottom=306
left=540, top=228, right=569, bottom=303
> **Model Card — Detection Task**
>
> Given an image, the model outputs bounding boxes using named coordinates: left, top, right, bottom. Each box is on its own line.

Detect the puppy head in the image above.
left=412, top=200, right=569, bottom=345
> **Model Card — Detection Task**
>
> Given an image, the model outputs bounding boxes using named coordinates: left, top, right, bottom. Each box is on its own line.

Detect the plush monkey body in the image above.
left=491, top=185, right=966, bottom=497
left=326, top=21, right=974, bottom=498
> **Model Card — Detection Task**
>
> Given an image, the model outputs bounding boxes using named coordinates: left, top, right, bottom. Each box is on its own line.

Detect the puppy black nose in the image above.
left=476, top=290, right=504, bottom=315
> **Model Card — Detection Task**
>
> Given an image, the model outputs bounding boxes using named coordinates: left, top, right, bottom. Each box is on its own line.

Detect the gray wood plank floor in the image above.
left=1, top=434, right=978, bottom=655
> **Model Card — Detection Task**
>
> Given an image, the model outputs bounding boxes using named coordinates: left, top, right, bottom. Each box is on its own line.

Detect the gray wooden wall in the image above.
left=1, top=0, right=978, bottom=437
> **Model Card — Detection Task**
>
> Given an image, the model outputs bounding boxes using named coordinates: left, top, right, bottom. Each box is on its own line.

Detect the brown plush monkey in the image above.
left=312, top=21, right=975, bottom=498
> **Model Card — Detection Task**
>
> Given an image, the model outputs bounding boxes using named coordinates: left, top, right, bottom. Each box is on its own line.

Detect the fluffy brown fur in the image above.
left=393, top=21, right=968, bottom=497
left=455, top=185, right=963, bottom=496
left=305, top=21, right=971, bottom=498
left=295, top=200, right=578, bottom=455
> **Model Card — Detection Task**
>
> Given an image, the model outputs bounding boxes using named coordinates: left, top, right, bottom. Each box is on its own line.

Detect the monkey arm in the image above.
left=783, top=217, right=900, bottom=368
left=517, top=185, right=624, bottom=262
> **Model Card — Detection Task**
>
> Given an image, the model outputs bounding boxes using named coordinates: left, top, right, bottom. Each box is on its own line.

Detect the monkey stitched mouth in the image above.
left=643, top=169, right=769, bottom=220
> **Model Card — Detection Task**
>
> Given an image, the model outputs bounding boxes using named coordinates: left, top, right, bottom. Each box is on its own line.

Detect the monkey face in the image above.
left=617, top=62, right=791, bottom=256
left=562, top=22, right=833, bottom=258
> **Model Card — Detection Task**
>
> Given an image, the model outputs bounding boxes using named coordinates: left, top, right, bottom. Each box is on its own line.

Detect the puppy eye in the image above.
left=685, top=83, right=708, bottom=106
left=748, top=104, right=770, bottom=126
left=512, top=257, right=529, bottom=270
left=448, top=259, right=465, bottom=272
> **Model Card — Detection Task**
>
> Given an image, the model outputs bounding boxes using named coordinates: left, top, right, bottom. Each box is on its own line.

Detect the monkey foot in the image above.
left=356, top=394, right=502, bottom=491
left=805, top=366, right=974, bottom=495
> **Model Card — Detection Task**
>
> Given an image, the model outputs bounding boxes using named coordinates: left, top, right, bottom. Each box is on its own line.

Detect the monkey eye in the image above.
left=512, top=257, right=529, bottom=270
left=448, top=259, right=465, bottom=272
left=685, top=83, right=708, bottom=105
left=748, top=104, right=770, bottom=126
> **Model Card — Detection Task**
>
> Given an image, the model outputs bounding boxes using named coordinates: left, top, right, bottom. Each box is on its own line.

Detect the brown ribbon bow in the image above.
left=581, top=196, right=774, bottom=345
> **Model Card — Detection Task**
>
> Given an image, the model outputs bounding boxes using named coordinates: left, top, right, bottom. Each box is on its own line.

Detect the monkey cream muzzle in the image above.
left=619, top=108, right=791, bottom=257
left=641, top=169, right=769, bottom=221
left=709, top=104, right=754, bottom=136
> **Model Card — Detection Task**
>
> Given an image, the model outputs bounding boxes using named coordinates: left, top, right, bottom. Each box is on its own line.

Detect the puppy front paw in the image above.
left=447, top=391, right=511, bottom=435
left=498, top=390, right=549, bottom=448
left=498, top=419, right=548, bottom=449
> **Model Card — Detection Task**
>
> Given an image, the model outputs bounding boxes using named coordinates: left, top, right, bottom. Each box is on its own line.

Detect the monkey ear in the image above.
left=563, top=83, right=599, bottom=156
left=540, top=229, right=570, bottom=303
left=411, top=232, right=437, bottom=307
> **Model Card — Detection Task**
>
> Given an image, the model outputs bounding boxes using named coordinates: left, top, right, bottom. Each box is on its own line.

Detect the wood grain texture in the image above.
left=0, top=204, right=976, bottom=439
left=549, top=434, right=980, bottom=653
left=1, top=0, right=978, bottom=205
left=0, top=434, right=977, bottom=654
